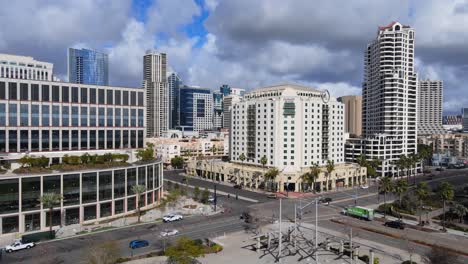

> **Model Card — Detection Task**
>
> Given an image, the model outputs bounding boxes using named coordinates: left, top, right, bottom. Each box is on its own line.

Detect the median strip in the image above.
left=164, top=179, right=259, bottom=203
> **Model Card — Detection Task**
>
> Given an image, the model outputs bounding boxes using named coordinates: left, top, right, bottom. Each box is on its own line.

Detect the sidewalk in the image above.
left=375, top=213, right=468, bottom=239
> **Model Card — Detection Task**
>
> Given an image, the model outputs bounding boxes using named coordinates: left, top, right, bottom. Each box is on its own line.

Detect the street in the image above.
left=3, top=168, right=467, bottom=263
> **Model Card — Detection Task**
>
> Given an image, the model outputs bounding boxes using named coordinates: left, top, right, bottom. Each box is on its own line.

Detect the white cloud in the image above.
left=107, top=19, right=156, bottom=86
left=146, top=0, right=201, bottom=36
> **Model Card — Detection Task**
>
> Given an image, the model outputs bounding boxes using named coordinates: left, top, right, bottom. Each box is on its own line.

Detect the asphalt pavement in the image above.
left=3, top=168, right=466, bottom=264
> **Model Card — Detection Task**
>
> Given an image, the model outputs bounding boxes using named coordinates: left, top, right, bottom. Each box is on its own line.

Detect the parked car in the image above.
left=233, top=184, right=242, bottom=189
left=163, top=214, right=183, bottom=223
left=160, top=229, right=179, bottom=237
left=436, top=167, right=444, bottom=171
left=384, top=220, right=405, bottom=230
left=266, top=193, right=277, bottom=199
left=129, top=240, right=149, bottom=249
left=360, top=185, right=369, bottom=189
left=5, top=240, right=35, bottom=253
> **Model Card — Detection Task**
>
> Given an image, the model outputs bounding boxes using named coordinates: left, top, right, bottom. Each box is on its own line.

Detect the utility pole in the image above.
left=278, top=198, right=282, bottom=261
left=350, top=227, right=353, bottom=264
left=294, top=204, right=297, bottom=252
left=214, top=184, right=217, bottom=212
left=315, top=198, right=319, bottom=263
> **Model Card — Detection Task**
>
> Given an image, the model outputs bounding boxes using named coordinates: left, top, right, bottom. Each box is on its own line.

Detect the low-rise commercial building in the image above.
left=185, top=160, right=366, bottom=192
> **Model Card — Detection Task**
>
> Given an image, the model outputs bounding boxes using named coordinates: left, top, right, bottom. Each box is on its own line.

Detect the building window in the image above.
left=115, top=90, right=121, bottom=105
left=90, top=88, right=96, bottom=104
left=81, top=87, right=88, bottom=103
left=106, top=90, right=113, bottom=105
left=63, top=174, right=80, bottom=206
left=41, top=105, right=49, bottom=126
left=62, top=86, right=69, bottom=102
left=81, top=107, right=88, bottom=126
left=52, top=86, right=60, bottom=102
left=0, top=179, right=19, bottom=214
left=98, top=89, right=105, bottom=104
left=71, top=87, right=79, bottom=103
left=8, top=82, right=17, bottom=100
left=20, top=104, right=29, bottom=126
left=80, top=130, right=88, bottom=149
left=42, top=130, right=49, bottom=150
left=20, top=83, right=28, bottom=100
left=41, top=85, right=49, bottom=101
left=52, top=106, right=60, bottom=126
left=62, top=106, right=69, bottom=126
left=72, top=106, right=79, bottom=126
left=82, top=173, right=97, bottom=203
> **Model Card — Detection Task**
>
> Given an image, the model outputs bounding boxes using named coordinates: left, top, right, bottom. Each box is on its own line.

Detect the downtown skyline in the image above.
left=0, top=0, right=466, bottom=114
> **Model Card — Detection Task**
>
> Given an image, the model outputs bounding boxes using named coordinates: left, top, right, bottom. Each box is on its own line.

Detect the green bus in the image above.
left=342, top=206, right=374, bottom=221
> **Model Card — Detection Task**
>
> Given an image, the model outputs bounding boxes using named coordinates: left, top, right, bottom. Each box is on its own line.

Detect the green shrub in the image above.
left=211, top=244, right=223, bottom=253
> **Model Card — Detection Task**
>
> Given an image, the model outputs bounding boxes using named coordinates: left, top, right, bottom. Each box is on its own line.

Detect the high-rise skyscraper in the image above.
left=463, top=108, right=468, bottom=132
left=337, top=95, right=362, bottom=137
left=219, top=84, right=231, bottom=96
left=213, top=91, right=223, bottom=129
left=143, top=50, right=168, bottom=137
left=346, top=21, right=419, bottom=177
left=179, top=86, right=213, bottom=132
left=67, top=48, right=108, bottom=86
left=418, top=80, right=445, bottom=135
left=168, top=72, right=182, bottom=129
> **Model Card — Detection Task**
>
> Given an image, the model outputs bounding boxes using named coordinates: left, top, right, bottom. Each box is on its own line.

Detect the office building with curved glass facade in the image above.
left=68, top=48, right=109, bottom=86
left=0, top=77, right=145, bottom=161
left=0, top=161, right=163, bottom=235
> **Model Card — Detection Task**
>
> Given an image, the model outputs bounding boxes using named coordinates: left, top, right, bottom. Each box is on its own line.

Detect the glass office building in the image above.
left=0, top=78, right=145, bottom=155
left=0, top=162, right=163, bottom=235
left=179, top=86, right=213, bottom=132
left=68, top=48, right=109, bottom=86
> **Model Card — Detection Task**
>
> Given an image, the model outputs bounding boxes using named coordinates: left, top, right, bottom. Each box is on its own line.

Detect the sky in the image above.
left=0, top=0, right=467, bottom=114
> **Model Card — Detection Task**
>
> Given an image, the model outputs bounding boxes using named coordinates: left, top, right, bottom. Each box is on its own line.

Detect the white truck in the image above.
left=5, top=239, right=35, bottom=253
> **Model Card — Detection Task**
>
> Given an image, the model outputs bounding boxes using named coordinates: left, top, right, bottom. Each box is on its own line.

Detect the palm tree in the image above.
left=437, top=181, right=454, bottom=230
left=408, top=153, right=419, bottom=185
left=378, top=176, right=394, bottom=219
left=301, top=162, right=320, bottom=192
left=414, top=182, right=429, bottom=225
left=264, top=167, right=279, bottom=192
left=355, top=155, right=367, bottom=185
left=452, top=203, right=468, bottom=223
left=260, top=155, right=268, bottom=190
left=394, top=179, right=409, bottom=207
left=132, top=184, right=147, bottom=223
left=39, top=192, right=63, bottom=236
left=326, top=160, right=335, bottom=190
left=238, top=153, right=246, bottom=186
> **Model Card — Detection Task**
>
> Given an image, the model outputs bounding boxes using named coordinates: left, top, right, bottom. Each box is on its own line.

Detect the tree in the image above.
left=264, top=167, right=279, bottom=192
left=301, top=162, right=320, bottom=192
left=131, top=185, right=147, bottom=223
left=408, top=153, right=419, bottom=184
left=238, top=153, right=246, bottom=185
left=201, top=188, right=210, bottom=204
left=452, top=203, right=468, bottom=223
left=193, top=186, right=200, bottom=201
left=394, top=179, right=409, bottom=207
left=326, top=160, right=335, bottom=190
left=165, top=237, right=204, bottom=264
left=88, top=240, right=120, bottom=264
left=136, top=143, right=155, bottom=162
left=260, top=155, right=268, bottom=190
left=414, top=182, right=429, bottom=225
left=39, top=192, right=63, bottom=236
left=378, top=176, right=393, bottom=218
left=171, top=156, right=184, bottom=169
left=437, top=181, right=454, bottom=230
